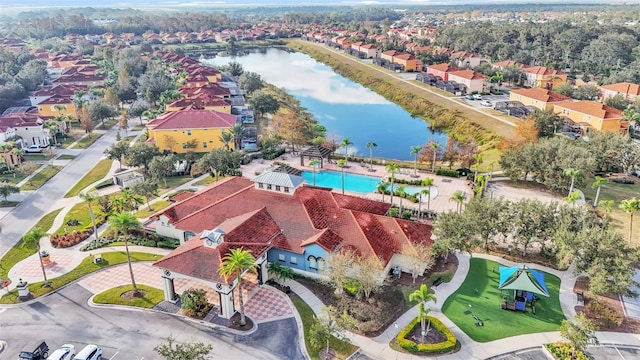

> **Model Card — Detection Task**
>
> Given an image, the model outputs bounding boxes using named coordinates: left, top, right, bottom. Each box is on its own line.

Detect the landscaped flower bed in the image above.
left=50, top=230, right=91, bottom=248
left=395, top=316, right=456, bottom=354
left=545, top=342, right=589, bottom=360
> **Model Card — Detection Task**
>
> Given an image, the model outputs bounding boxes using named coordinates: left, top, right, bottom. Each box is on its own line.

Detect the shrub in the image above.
left=66, top=218, right=80, bottom=226
left=94, top=179, right=114, bottom=189
left=144, top=239, right=157, bottom=247
left=262, top=147, right=286, bottom=160
left=435, top=169, right=460, bottom=178
left=387, top=177, right=423, bottom=186
left=396, top=316, right=456, bottom=354
left=50, top=231, right=91, bottom=248
left=387, top=208, right=400, bottom=218
left=585, top=299, right=623, bottom=329
left=545, top=342, right=589, bottom=360
left=343, top=278, right=362, bottom=297
left=181, top=288, right=213, bottom=318
left=402, top=210, right=413, bottom=219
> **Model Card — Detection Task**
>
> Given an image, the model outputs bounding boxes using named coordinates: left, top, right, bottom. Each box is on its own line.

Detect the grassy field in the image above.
left=134, top=200, right=171, bottom=218
left=288, top=40, right=515, bottom=142
left=65, top=159, right=113, bottom=197
left=22, top=154, right=49, bottom=161
left=93, top=284, right=164, bottom=308
left=20, top=166, right=62, bottom=191
left=0, top=252, right=162, bottom=304
left=57, top=154, right=76, bottom=160
left=54, top=201, right=104, bottom=235
left=0, top=208, right=63, bottom=282
left=580, top=177, right=640, bottom=245
left=442, top=258, right=564, bottom=342
left=158, top=175, right=194, bottom=195
left=71, top=133, right=103, bottom=149
left=290, top=295, right=359, bottom=360
left=0, top=171, right=27, bottom=185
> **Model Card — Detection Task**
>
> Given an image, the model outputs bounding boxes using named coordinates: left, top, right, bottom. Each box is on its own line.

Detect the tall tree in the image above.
left=148, top=154, right=176, bottom=188
left=108, top=212, right=143, bottom=295
left=410, top=145, right=422, bottom=177
left=409, top=284, right=437, bottom=341
left=79, top=191, right=100, bottom=242
left=422, top=177, right=435, bottom=212
left=449, top=190, right=466, bottom=214
left=131, top=179, right=159, bottom=211
left=238, top=71, right=263, bottom=95
left=127, top=143, right=161, bottom=172
left=559, top=313, right=595, bottom=360
left=396, top=184, right=407, bottom=215
left=385, top=163, right=400, bottom=206
left=591, top=176, right=608, bottom=207
left=619, top=198, right=640, bottom=246
left=321, top=248, right=356, bottom=296
left=353, top=255, right=384, bottom=300
left=340, top=137, right=353, bottom=161
left=563, top=168, right=581, bottom=196
left=376, top=181, right=389, bottom=202
left=366, top=141, right=377, bottom=171
left=337, top=159, right=347, bottom=195
left=250, top=90, right=279, bottom=118
left=309, top=159, right=320, bottom=186
left=218, top=248, right=257, bottom=326
left=218, top=130, right=232, bottom=151
left=23, top=227, right=51, bottom=287
left=104, top=141, right=130, bottom=171
left=230, top=124, right=245, bottom=151
left=0, top=184, right=19, bottom=204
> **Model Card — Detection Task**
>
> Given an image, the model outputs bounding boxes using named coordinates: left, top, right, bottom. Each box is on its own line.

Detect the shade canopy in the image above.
left=498, top=265, right=550, bottom=297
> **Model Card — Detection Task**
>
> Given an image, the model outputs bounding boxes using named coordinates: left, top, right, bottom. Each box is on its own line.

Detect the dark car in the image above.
left=18, top=341, right=49, bottom=360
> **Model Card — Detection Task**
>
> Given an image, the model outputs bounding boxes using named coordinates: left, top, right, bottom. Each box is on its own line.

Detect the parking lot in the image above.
left=459, top=93, right=509, bottom=109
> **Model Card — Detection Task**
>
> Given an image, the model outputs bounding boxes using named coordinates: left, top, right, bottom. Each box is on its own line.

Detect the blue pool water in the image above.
left=302, top=170, right=380, bottom=193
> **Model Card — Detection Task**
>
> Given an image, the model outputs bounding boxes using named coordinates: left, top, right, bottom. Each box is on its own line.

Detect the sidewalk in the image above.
left=286, top=252, right=640, bottom=360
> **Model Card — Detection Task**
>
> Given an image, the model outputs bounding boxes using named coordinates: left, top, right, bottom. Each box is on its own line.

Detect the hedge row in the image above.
left=545, top=342, right=589, bottom=360
left=386, top=177, right=425, bottom=186
left=396, top=316, right=456, bottom=354
left=435, top=169, right=460, bottom=178
left=262, top=148, right=286, bottom=160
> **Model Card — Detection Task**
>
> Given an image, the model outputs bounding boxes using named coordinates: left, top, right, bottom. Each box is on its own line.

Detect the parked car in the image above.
left=24, top=145, right=42, bottom=153
left=472, top=94, right=483, bottom=100
left=19, top=341, right=49, bottom=360
left=72, top=345, right=102, bottom=360
left=480, top=100, right=492, bottom=107
left=46, top=345, right=75, bottom=360
left=464, top=94, right=474, bottom=100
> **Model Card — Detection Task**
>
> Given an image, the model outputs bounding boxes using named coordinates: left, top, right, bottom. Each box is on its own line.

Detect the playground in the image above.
left=441, top=258, right=565, bottom=342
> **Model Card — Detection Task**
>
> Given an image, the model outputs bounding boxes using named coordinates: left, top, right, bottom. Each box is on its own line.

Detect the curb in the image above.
left=263, top=284, right=311, bottom=360
left=87, top=292, right=259, bottom=337
left=0, top=340, right=6, bottom=355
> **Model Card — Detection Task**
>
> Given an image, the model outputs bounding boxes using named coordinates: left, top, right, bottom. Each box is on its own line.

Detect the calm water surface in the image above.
left=203, top=48, right=447, bottom=161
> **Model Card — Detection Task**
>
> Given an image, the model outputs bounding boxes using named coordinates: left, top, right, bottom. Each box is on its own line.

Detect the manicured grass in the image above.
left=134, top=200, right=171, bottom=218
left=441, top=258, right=564, bottom=342
left=57, top=154, right=76, bottom=160
left=131, top=125, right=145, bottom=131
left=0, top=251, right=163, bottom=303
left=54, top=201, right=105, bottom=235
left=22, top=154, right=49, bottom=161
left=20, top=166, right=62, bottom=191
left=71, top=133, right=103, bottom=149
left=194, top=175, right=217, bottom=186
left=0, top=201, right=19, bottom=207
left=395, top=268, right=456, bottom=311
left=56, top=135, right=79, bottom=149
left=93, top=284, right=164, bottom=308
left=65, top=159, right=113, bottom=197
left=0, top=171, right=27, bottom=185
left=291, top=294, right=358, bottom=360
left=0, top=208, right=63, bottom=282
left=158, top=175, right=193, bottom=195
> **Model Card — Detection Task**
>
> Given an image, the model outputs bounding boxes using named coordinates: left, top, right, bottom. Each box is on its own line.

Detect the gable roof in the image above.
left=522, top=66, right=565, bottom=76
left=251, top=171, right=305, bottom=188
left=448, top=69, right=485, bottom=80
left=147, top=109, right=235, bottom=130
left=554, top=100, right=623, bottom=120
left=600, top=82, right=640, bottom=96
left=428, top=63, right=459, bottom=73
left=492, top=60, right=524, bottom=68
left=511, top=88, right=572, bottom=103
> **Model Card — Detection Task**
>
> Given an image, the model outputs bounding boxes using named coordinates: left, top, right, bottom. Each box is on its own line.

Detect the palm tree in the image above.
left=376, top=181, right=389, bottom=202
left=309, top=159, right=320, bottom=186
left=449, top=190, right=466, bottom=213
left=410, top=145, right=422, bottom=177
left=396, top=184, right=407, bottom=214
left=422, top=177, right=434, bottom=212
left=429, top=142, right=440, bottom=173
left=366, top=141, right=377, bottom=171
left=218, top=130, right=233, bottom=151
left=408, top=284, right=437, bottom=341
left=563, top=190, right=581, bottom=207
left=598, top=199, right=615, bottom=220
left=22, top=227, right=51, bottom=287
left=230, top=124, right=245, bottom=151
left=473, top=153, right=483, bottom=182
left=12, top=147, right=24, bottom=165
left=340, top=137, right=353, bottom=162
left=108, top=212, right=143, bottom=295
left=385, top=163, right=400, bottom=206
left=591, top=176, right=608, bottom=207
left=619, top=198, right=640, bottom=246
left=563, top=168, right=581, bottom=196
left=418, top=189, right=430, bottom=219
left=622, top=108, right=640, bottom=130
left=79, top=191, right=100, bottom=242
left=218, top=248, right=257, bottom=326
left=337, top=159, right=347, bottom=194
left=488, top=160, right=497, bottom=181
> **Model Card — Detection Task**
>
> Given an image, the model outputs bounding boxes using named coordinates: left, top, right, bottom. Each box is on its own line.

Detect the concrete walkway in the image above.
left=286, top=252, right=640, bottom=360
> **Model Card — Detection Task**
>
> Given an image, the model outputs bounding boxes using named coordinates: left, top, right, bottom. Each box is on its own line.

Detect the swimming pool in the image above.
left=302, top=170, right=381, bottom=193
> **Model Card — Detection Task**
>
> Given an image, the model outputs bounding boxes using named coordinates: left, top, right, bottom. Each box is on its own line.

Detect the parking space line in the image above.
left=109, top=351, right=119, bottom=360
left=614, top=347, right=626, bottom=360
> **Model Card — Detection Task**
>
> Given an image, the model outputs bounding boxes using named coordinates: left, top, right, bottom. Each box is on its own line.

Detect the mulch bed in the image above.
left=405, top=323, right=446, bottom=344
left=574, top=277, right=640, bottom=334
left=295, top=254, right=458, bottom=337
left=121, top=290, right=147, bottom=300
left=210, top=311, right=254, bottom=331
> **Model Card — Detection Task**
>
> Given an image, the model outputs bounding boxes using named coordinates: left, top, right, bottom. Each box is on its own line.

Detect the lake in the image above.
left=202, top=48, right=447, bottom=161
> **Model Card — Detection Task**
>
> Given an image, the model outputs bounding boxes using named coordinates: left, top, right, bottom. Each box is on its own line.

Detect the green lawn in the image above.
left=57, top=154, right=76, bottom=160
left=22, top=154, right=49, bottom=161
left=0, top=171, right=27, bottom=185
left=93, top=284, right=164, bottom=308
left=65, top=159, right=113, bottom=197
left=0, top=252, right=162, bottom=303
left=193, top=175, right=217, bottom=186
left=56, top=135, right=79, bottom=149
left=134, top=200, right=171, bottom=218
left=20, top=166, right=62, bottom=191
left=71, top=133, right=103, bottom=149
left=0, top=208, right=63, bottom=282
left=441, top=258, right=564, bottom=342
left=158, top=176, right=193, bottom=195
left=291, top=295, right=358, bottom=360
left=54, top=201, right=105, bottom=235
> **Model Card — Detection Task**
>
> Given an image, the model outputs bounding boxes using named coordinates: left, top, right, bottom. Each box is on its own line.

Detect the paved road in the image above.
left=0, top=128, right=118, bottom=259
left=0, top=284, right=290, bottom=359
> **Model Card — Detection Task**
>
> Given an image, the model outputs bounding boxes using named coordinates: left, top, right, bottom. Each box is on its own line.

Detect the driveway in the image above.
left=0, top=284, right=300, bottom=359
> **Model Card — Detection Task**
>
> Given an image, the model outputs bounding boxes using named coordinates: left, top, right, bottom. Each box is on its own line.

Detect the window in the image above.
left=318, top=258, right=325, bottom=270
left=203, top=142, right=207, bottom=148
left=258, top=183, right=264, bottom=189
left=278, top=254, right=285, bottom=262
left=267, top=184, right=272, bottom=190
left=290, top=256, right=297, bottom=264
left=308, top=256, right=318, bottom=269
left=275, top=186, right=281, bottom=191
left=284, top=187, right=290, bottom=193
left=182, top=143, right=187, bottom=149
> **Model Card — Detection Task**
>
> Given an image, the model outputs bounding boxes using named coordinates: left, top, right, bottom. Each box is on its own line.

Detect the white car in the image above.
left=480, top=100, right=492, bottom=107
left=73, top=345, right=102, bottom=360
left=47, top=344, right=75, bottom=360
left=472, top=94, right=483, bottom=100
left=24, top=145, right=43, bottom=153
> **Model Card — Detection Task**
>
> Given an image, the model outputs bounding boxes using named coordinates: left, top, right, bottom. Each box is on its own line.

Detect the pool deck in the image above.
left=240, top=151, right=473, bottom=214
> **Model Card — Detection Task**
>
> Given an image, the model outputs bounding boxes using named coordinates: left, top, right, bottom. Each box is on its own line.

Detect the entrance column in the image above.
left=218, top=287, right=235, bottom=319
left=259, top=260, right=268, bottom=285
left=162, top=276, right=176, bottom=302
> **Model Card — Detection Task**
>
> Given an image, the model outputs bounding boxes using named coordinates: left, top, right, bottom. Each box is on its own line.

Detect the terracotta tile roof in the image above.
left=600, top=82, right=640, bottom=96
left=395, top=53, right=416, bottom=61
left=554, top=100, right=623, bottom=119
left=428, top=63, right=459, bottom=73
left=523, top=66, right=565, bottom=76
left=492, top=60, right=524, bottom=68
left=181, top=83, right=230, bottom=98
left=148, top=109, right=235, bottom=130
left=352, top=211, right=399, bottom=263
left=0, top=113, right=43, bottom=127
left=53, top=73, right=105, bottom=83
left=511, top=88, right=572, bottom=103
left=38, top=94, right=73, bottom=105
left=333, top=193, right=390, bottom=215
left=167, top=97, right=229, bottom=109
left=300, top=229, right=343, bottom=252
left=360, top=43, right=376, bottom=49
left=33, top=84, right=88, bottom=97
left=169, top=191, right=195, bottom=202
left=448, top=69, right=485, bottom=80
left=382, top=50, right=401, bottom=56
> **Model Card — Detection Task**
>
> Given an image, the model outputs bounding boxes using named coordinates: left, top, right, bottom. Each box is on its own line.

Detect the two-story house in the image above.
left=522, top=66, right=567, bottom=89
left=0, top=113, right=50, bottom=147
left=426, top=63, right=460, bottom=81
left=509, top=88, right=572, bottom=111
left=599, top=82, right=640, bottom=102
left=553, top=100, right=624, bottom=134
left=447, top=70, right=487, bottom=94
